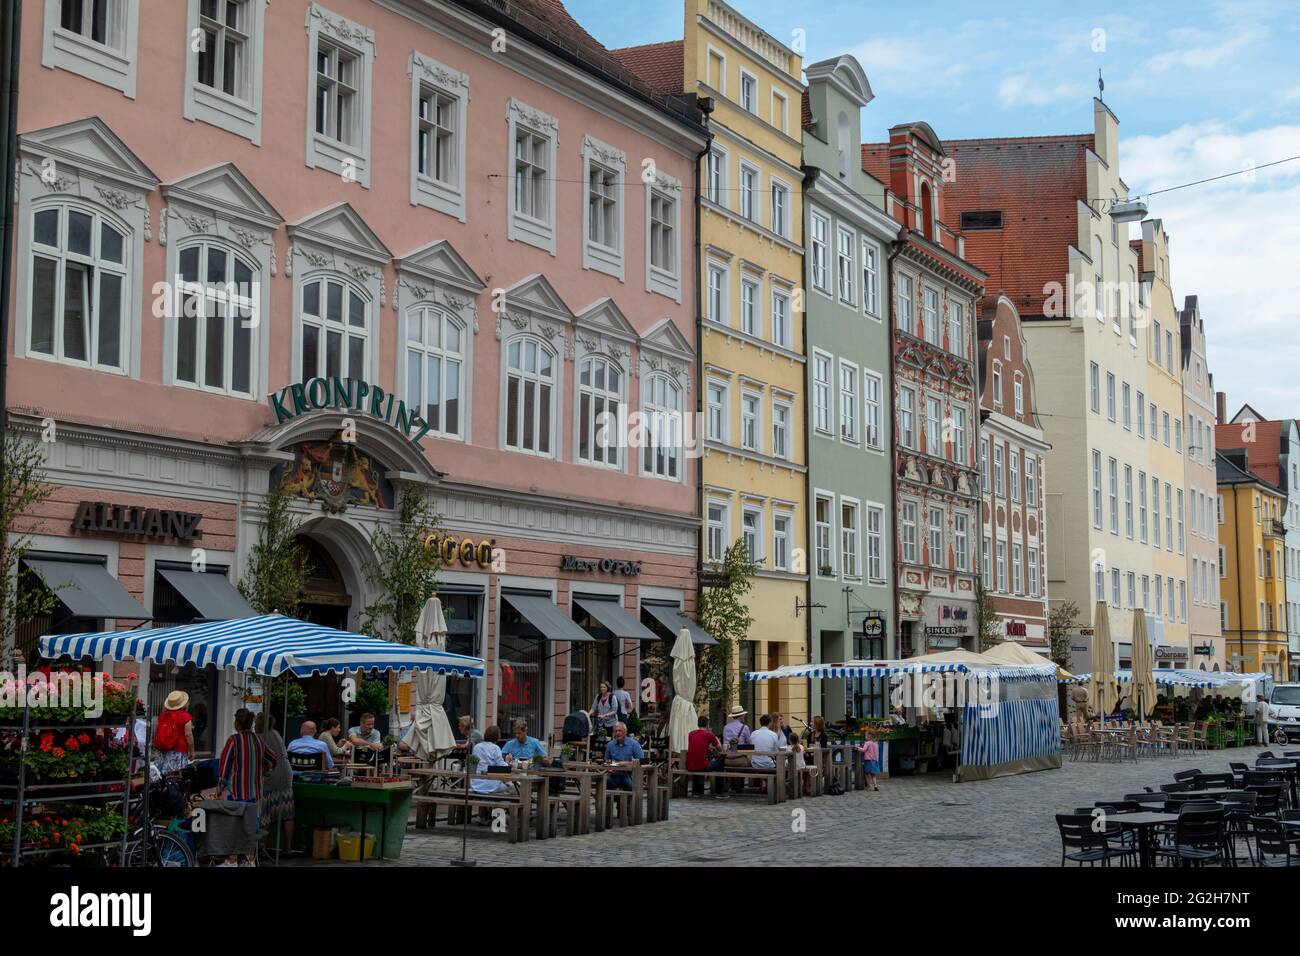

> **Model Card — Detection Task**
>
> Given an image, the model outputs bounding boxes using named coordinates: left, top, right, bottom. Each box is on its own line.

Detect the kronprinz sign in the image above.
left=269, top=376, right=432, bottom=449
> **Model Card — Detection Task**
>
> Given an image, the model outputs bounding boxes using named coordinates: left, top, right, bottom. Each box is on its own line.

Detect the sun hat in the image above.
left=727, top=706, right=748, bottom=719
left=164, top=690, right=190, bottom=711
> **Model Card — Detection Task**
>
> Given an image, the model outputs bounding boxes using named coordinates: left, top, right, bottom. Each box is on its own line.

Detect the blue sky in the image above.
left=569, top=0, right=1300, bottom=418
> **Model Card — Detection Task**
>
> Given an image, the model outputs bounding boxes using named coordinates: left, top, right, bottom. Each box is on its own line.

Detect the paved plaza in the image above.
left=303, top=745, right=1278, bottom=867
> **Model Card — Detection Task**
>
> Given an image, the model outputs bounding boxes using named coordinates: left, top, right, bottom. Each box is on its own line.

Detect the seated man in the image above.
left=347, top=713, right=388, bottom=764
left=602, top=722, right=644, bottom=791
left=501, top=719, right=557, bottom=767
left=685, top=715, right=725, bottom=796
left=287, top=720, right=334, bottom=769
left=748, top=714, right=780, bottom=772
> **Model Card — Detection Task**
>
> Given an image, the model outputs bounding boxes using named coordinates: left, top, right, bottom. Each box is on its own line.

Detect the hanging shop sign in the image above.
left=1194, top=644, right=1215, bottom=656
left=861, top=615, right=885, bottom=639
left=422, top=532, right=495, bottom=569
left=1154, top=645, right=1189, bottom=662
left=562, top=555, right=643, bottom=577
left=72, top=501, right=203, bottom=541
left=268, top=376, right=432, bottom=449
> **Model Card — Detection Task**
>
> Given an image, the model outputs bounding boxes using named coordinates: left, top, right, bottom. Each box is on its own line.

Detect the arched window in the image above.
left=576, top=355, right=622, bottom=467
left=837, top=111, right=850, bottom=178
left=920, top=181, right=934, bottom=241
left=175, top=241, right=256, bottom=396
left=29, top=202, right=128, bottom=371
left=642, top=373, right=682, bottom=481
left=405, top=306, right=464, bottom=439
left=299, top=275, right=369, bottom=382
left=504, top=335, right=555, bottom=456
left=1093, top=235, right=1105, bottom=322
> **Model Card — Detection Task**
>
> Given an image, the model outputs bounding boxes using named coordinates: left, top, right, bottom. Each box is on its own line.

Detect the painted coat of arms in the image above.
left=279, top=439, right=389, bottom=512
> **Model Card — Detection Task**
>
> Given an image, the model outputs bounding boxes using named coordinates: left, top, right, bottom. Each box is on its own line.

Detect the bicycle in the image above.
left=118, top=774, right=197, bottom=867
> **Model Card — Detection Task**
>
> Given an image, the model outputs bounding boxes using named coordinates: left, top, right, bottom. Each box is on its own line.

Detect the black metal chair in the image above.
left=1229, top=762, right=1251, bottom=786
left=1252, top=816, right=1300, bottom=867
left=1194, top=772, right=1236, bottom=790
left=1152, top=809, right=1226, bottom=867
left=1055, top=813, right=1134, bottom=867
left=1160, top=782, right=1194, bottom=793
left=1173, top=768, right=1203, bottom=783
left=1246, top=784, right=1283, bottom=817
left=1095, top=800, right=1144, bottom=813
left=1221, top=791, right=1259, bottom=864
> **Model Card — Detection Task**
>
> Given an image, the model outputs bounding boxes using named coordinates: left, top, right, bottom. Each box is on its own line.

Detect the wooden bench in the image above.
left=544, top=792, right=582, bottom=837
left=603, top=787, right=634, bottom=827
left=671, top=767, right=786, bottom=803
left=411, top=791, right=527, bottom=843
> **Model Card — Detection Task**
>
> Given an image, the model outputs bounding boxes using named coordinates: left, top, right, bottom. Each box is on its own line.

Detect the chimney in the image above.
left=1216, top=391, right=1226, bottom=425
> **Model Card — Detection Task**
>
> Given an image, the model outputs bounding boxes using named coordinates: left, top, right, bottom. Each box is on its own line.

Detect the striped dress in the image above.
left=218, top=730, right=277, bottom=803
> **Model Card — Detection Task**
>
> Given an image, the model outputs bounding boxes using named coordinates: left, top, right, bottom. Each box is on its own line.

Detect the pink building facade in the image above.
left=10, top=0, right=707, bottom=744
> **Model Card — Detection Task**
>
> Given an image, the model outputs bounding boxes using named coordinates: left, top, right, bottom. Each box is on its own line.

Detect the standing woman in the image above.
left=216, top=708, right=277, bottom=865
left=154, top=691, right=196, bottom=773
left=255, top=712, right=295, bottom=854
left=589, top=681, right=619, bottom=735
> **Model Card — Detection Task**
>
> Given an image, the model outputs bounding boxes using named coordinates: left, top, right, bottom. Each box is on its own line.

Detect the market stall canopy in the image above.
left=574, top=596, right=659, bottom=642
left=642, top=601, right=717, bottom=646
left=156, top=567, right=255, bottom=621
left=744, top=656, right=1056, bottom=682
left=24, top=556, right=150, bottom=621
left=1065, top=669, right=1221, bottom=689
left=983, top=641, right=1075, bottom=681
left=501, top=591, right=594, bottom=644
left=38, top=614, right=486, bottom=678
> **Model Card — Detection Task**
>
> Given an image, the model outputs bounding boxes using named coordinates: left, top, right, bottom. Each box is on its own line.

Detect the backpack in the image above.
left=150, top=776, right=188, bottom=818
left=154, top=713, right=182, bottom=752
left=562, top=711, right=591, bottom=743
left=826, top=780, right=845, bottom=796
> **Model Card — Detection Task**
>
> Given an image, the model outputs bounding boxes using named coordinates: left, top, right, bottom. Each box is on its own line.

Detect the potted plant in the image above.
left=270, top=681, right=309, bottom=741
left=348, top=679, right=391, bottom=736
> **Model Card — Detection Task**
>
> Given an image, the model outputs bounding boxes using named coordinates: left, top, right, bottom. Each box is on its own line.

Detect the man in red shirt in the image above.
left=685, top=716, right=725, bottom=797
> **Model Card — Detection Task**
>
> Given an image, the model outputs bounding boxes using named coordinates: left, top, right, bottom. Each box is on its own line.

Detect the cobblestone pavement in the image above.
left=299, top=745, right=1277, bottom=867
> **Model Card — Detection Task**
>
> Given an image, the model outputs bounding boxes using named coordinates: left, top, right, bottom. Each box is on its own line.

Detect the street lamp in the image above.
left=1108, top=199, right=1149, bottom=223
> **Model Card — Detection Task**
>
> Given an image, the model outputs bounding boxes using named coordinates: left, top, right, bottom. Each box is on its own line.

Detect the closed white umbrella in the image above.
left=1088, top=602, right=1117, bottom=718
left=1129, top=612, right=1157, bottom=720
left=406, top=598, right=457, bottom=757
left=668, top=627, right=697, bottom=753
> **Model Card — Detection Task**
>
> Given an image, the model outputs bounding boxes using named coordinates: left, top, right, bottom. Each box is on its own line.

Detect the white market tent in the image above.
left=745, top=651, right=1061, bottom=783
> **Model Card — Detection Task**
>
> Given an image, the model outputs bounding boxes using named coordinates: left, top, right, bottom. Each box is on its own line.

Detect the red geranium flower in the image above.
left=51, top=747, right=64, bottom=758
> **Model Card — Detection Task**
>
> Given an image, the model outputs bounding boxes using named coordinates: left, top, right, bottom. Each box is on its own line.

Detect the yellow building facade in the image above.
left=1217, top=452, right=1291, bottom=678
left=688, top=0, right=807, bottom=715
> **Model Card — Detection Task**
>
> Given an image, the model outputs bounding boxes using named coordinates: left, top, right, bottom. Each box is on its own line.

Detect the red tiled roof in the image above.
left=801, top=90, right=813, bottom=132
left=936, top=135, right=1091, bottom=317
left=861, top=144, right=889, bottom=184
left=1216, top=420, right=1284, bottom=487
left=511, top=0, right=609, bottom=55
left=610, top=40, right=684, bottom=95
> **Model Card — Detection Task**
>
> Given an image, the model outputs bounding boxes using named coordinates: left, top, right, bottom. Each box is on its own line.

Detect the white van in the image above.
left=1267, top=684, right=1300, bottom=744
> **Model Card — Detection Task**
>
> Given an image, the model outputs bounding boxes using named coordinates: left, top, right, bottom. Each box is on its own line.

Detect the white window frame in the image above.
left=922, top=287, right=940, bottom=346
left=1025, top=455, right=1037, bottom=507
left=501, top=334, right=560, bottom=459
left=581, top=136, right=626, bottom=280
left=739, top=274, right=760, bottom=337
left=403, top=305, right=468, bottom=442
left=646, top=171, right=683, bottom=302
left=1091, top=449, right=1102, bottom=529
left=996, top=540, right=1007, bottom=592
left=995, top=443, right=1005, bottom=498
left=42, top=0, right=140, bottom=98
left=815, top=492, right=836, bottom=576
left=948, top=300, right=964, bottom=358
left=770, top=284, right=792, bottom=349
left=706, top=498, right=729, bottom=563
left=170, top=239, right=260, bottom=398
left=407, top=52, right=469, bottom=221
left=928, top=505, right=945, bottom=568
left=862, top=238, right=880, bottom=318
left=771, top=396, right=792, bottom=461
left=812, top=350, right=832, bottom=436
left=738, top=162, right=759, bottom=223
left=706, top=145, right=728, bottom=207
left=740, top=388, right=762, bottom=452
left=706, top=260, right=729, bottom=326
left=867, top=504, right=886, bottom=583
left=864, top=370, right=884, bottom=451
left=1028, top=547, right=1039, bottom=597
left=840, top=496, right=862, bottom=580
left=506, top=98, right=559, bottom=254
left=772, top=510, right=791, bottom=571
left=899, top=385, right=916, bottom=450
left=839, top=359, right=860, bottom=445
left=810, top=210, right=830, bottom=293
left=739, top=69, right=758, bottom=114
left=706, top=378, right=729, bottom=444
left=770, top=178, right=791, bottom=239
left=836, top=225, right=856, bottom=305
left=641, top=371, right=684, bottom=482
left=742, top=504, right=764, bottom=564
left=1010, top=450, right=1021, bottom=503
left=1012, top=542, right=1023, bottom=595
left=575, top=354, right=625, bottom=469
left=296, top=272, right=373, bottom=384
left=901, top=500, right=919, bottom=565
left=305, top=4, right=376, bottom=188
left=954, top=512, right=969, bottom=572
left=183, top=0, right=269, bottom=143
left=896, top=272, right=914, bottom=334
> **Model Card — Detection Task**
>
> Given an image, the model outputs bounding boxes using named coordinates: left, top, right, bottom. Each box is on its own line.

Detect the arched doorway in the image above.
left=293, top=534, right=353, bottom=724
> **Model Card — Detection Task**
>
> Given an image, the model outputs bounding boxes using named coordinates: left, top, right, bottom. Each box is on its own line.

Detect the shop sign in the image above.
left=697, top=571, right=729, bottom=588
left=861, top=615, right=884, bottom=638
left=1005, top=621, right=1027, bottom=638
left=423, top=532, right=495, bottom=569
left=268, top=376, right=432, bottom=450
left=561, top=555, right=643, bottom=577
left=1154, top=645, right=1189, bottom=662
left=1194, top=644, right=1214, bottom=656
left=940, top=606, right=969, bottom=622
left=925, top=625, right=966, bottom=636
left=72, top=501, right=203, bottom=541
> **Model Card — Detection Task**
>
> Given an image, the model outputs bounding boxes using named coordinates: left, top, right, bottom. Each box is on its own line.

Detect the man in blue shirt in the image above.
left=287, top=720, right=334, bottom=769
left=501, top=719, right=550, bottom=764
left=603, top=722, right=644, bottom=791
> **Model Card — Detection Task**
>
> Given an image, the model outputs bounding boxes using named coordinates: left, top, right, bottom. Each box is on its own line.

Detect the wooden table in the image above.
left=525, top=766, right=607, bottom=835
left=408, top=767, right=543, bottom=842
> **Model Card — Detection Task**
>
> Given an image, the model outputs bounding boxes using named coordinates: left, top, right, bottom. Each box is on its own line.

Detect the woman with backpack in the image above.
left=590, top=681, right=619, bottom=734
left=154, top=691, right=195, bottom=774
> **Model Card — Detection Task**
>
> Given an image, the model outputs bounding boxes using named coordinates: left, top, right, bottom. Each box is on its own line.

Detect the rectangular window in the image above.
left=740, top=276, right=759, bottom=336
left=1142, top=575, right=1150, bottom=610
left=954, top=513, right=969, bottom=572
left=771, top=89, right=788, bottom=132
left=1137, top=390, right=1145, bottom=436
left=923, top=288, right=940, bottom=345
left=812, top=352, right=832, bottom=435
left=1121, top=382, right=1131, bottom=430
left=867, top=506, right=885, bottom=581
left=1123, top=465, right=1133, bottom=538
left=1090, top=362, right=1100, bottom=414
left=1162, top=411, right=1170, bottom=447
left=899, top=387, right=916, bottom=449
left=706, top=263, right=727, bottom=325
left=742, top=506, right=763, bottom=562
left=839, top=362, right=859, bottom=444
left=1091, top=450, right=1102, bottom=529
left=1025, top=456, right=1037, bottom=507
left=773, top=512, right=790, bottom=571
left=1029, top=547, right=1040, bottom=597
left=1010, top=451, right=1021, bottom=503
left=771, top=399, right=790, bottom=460
left=896, top=274, right=913, bottom=334
left=1164, top=482, right=1173, bottom=552
left=648, top=190, right=677, bottom=278
left=1095, top=565, right=1105, bottom=604
left=993, top=363, right=1003, bottom=406
left=739, top=164, right=758, bottom=222
left=841, top=499, right=861, bottom=579
left=948, top=302, right=964, bottom=357
left=771, top=287, right=791, bottom=349
left=864, top=371, right=883, bottom=450
left=996, top=540, right=1007, bottom=592
left=510, top=112, right=555, bottom=245
left=810, top=212, right=829, bottom=292
left=770, top=181, right=790, bottom=238
left=706, top=500, right=728, bottom=562
left=995, top=444, right=1005, bottom=498
left=1175, top=418, right=1182, bottom=453
left=740, top=390, right=760, bottom=452
left=740, top=71, right=757, bottom=113
left=586, top=161, right=619, bottom=252
left=1106, top=372, right=1116, bottom=421
left=1127, top=571, right=1136, bottom=609
left=925, top=395, right=942, bottom=457
left=1167, top=577, right=1175, bottom=621
left=1014, top=378, right=1024, bottom=415
left=983, top=536, right=992, bottom=589
left=952, top=407, right=967, bottom=465
left=836, top=226, right=855, bottom=304
left=1149, top=403, right=1157, bottom=441
left=901, top=501, right=918, bottom=565
left=862, top=240, right=879, bottom=317
left=1013, top=543, right=1023, bottom=594
left=1152, top=476, right=1161, bottom=549
left=815, top=494, right=835, bottom=574
left=706, top=379, right=727, bottom=442
left=1108, top=457, right=1119, bottom=535
left=929, top=507, right=944, bottom=567
left=706, top=149, right=725, bottom=205
left=1138, top=471, right=1148, bottom=543
left=1112, top=568, right=1121, bottom=608
left=1177, top=489, right=1185, bottom=554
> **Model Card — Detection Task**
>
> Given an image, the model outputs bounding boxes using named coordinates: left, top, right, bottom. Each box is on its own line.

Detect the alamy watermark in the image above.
left=1, top=667, right=106, bottom=719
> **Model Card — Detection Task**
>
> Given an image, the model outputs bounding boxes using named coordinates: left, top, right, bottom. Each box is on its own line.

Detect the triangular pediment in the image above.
left=287, top=202, right=390, bottom=264
left=503, top=274, right=572, bottom=323
left=574, top=298, right=636, bottom=344
left=162, top=162, right=281, bottom=230
left=20, top=116, right=157, bottom=190
left=395, top=239, right=485, bottom=293
left=639, top=317, right=694, bottom=359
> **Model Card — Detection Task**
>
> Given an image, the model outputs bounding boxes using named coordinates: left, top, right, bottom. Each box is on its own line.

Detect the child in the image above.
left=789, top=734, right=814, bottom=797
left=860, top=731, right=881, bottom=792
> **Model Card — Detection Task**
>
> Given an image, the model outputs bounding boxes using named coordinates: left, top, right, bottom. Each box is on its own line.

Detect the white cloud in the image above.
left=998, top=74, right=1089, bottom=109
left=1139, top=25, right=1264, bottom=74
left=1121, top=122, right=1300, bottom=414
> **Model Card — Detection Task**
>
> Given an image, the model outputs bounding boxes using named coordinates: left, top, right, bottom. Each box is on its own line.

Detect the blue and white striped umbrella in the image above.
left=1067, top=669, right=1219, bottom=689
left=38, top=614, right=485, bottom=679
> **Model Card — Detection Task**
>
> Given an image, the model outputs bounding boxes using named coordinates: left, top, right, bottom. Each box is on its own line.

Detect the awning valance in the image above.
left=745, top=659, right=1057, bottom=682
left=574, top=597, right=659, bottom=642
left=39, top=614, right=486, bottom=678
left=25, top=557, right=150, bottom=621
left=158, top=568, right=255, bottom=621
left=643, top=602, right=717, bottom=646
left=501, top=592, right=594, bottom=644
